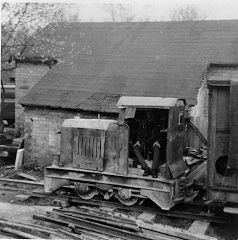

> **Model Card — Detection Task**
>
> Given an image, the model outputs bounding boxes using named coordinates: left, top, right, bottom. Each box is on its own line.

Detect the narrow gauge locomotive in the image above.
left=45, top=96, right=200, bottom=210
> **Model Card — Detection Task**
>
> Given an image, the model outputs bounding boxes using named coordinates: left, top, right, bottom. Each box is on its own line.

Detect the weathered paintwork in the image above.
left=104, top=123, right=129, bottom=174
left=228, top=79, right=238, bottom=170
left=166, top=107, right=187, bottom=177
left=60, top=118, right=129, bottom=174
left=207, top=65, right=238, bottom=204
left=44, top=165, right=176, bottom=210
left=45, top=97, right=191, bottom=210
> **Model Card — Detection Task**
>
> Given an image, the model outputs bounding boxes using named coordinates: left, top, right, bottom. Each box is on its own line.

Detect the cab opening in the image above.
left=126, top=108, right=169, bottom=170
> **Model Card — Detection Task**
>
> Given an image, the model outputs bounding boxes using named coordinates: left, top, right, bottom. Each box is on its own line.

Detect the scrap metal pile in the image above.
left=182, top=146, right=207, bottom=188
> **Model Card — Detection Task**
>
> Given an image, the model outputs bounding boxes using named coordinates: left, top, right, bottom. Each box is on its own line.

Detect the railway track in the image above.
left=0, top=177, right=44, bottom=186
left=0, top=177, right=234, bottom=239
left=33, top=203, right=220, bottom=240
left=0, top=177, right=231, bottom=225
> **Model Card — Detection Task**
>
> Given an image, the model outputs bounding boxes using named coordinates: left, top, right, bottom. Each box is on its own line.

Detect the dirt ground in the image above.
left=0, top=201, right=55, bottom=224
left=0, top=189, right=55, bottom=224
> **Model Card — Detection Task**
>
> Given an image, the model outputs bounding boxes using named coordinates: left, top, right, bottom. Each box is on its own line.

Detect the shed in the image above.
left=17, top=20, right=238, bottom=167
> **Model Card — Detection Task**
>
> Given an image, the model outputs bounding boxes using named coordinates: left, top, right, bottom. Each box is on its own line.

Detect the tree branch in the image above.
left=1, top=3, right=29, bottom=50
left=1, top=66, right=16, bottom=72
left=1, top=2, right=8, bottom=11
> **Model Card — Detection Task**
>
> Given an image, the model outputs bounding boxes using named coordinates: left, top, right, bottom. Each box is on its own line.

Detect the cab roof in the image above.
left=116, top=96, right=186, bottom=108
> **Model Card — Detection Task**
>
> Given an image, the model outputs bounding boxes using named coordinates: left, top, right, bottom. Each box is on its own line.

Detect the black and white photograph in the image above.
left=1, top=0, right=238, bottom=239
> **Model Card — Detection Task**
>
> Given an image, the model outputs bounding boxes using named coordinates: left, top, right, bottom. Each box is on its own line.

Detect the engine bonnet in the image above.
left=62, top=117, right=117, bottom=130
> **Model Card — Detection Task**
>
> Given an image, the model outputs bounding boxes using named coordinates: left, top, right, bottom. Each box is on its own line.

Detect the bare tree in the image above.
left=1, top=3, right=80, bottom=65
left=102, top=4, right=135, bottom=22
left=170, top=5, right=206, bottom=21
left=103, top=4, right=116, bottom=22
left=1, top=2, right=81, bottom=134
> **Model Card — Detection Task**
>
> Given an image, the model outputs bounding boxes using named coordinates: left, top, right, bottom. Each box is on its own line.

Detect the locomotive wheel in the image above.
left=116, top=195, right=138, bottom=206
left=77, top=189, right=98, bottom=200
left=75, top=184, right=98, bottom=200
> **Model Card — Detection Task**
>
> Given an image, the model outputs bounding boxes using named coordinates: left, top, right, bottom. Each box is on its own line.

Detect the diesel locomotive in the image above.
left=43, top=64, right=238, bottom=211
left=44, top=96, right=202, bottom=210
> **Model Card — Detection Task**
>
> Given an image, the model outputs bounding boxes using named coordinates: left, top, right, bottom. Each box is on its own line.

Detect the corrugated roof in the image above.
left=20, top=20, right=238, bottom=113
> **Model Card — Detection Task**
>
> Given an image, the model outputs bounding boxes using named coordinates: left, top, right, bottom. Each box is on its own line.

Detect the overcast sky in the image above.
left=64, top=0, right=238, bottom=22
left=3, top=0, right=238, bottom=21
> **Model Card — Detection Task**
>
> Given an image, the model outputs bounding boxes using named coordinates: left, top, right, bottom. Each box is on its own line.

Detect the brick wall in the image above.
left=15, top=63, right=50, bottom=135
left=189, top=81, right=209, bottom=148
left=24, top=107, right=117, bottom=168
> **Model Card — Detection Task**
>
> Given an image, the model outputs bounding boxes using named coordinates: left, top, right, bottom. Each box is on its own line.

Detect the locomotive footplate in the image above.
left=44, top=165, right=186, bottom=210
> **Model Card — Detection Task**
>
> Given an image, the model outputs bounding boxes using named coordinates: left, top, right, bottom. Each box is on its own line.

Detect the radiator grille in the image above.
left=75, top=136, right=104, bottom=159
left=73, top=129, right=105, bottom=171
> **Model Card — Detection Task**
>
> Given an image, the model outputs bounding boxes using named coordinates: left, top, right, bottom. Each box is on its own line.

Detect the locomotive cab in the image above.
left=117, top=96, right=187, bottom=178
left=45, top=96, right=193, bottom=210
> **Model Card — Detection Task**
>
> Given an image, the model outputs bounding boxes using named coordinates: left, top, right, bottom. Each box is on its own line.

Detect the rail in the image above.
left=0, top=177, right=230, bottom=225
